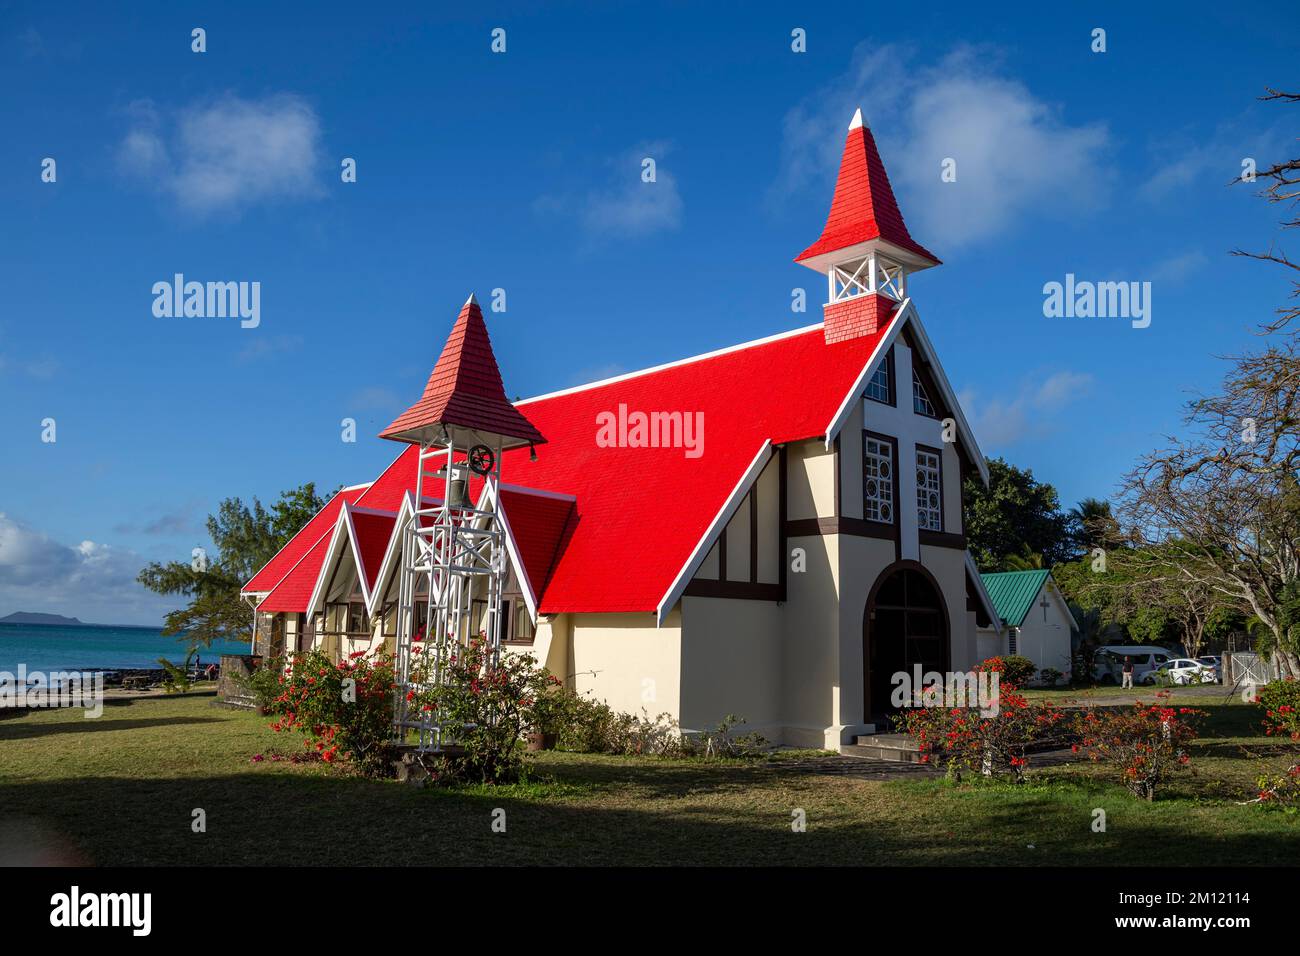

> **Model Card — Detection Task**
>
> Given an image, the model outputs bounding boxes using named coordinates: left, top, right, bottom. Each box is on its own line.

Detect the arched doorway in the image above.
left=863, top=561, right=949, bottom=723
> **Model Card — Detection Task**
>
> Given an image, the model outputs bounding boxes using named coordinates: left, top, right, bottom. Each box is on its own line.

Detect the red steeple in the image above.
left=795, top=108, right=939, bottom=270
left=380, top=294, right=546, bottom=449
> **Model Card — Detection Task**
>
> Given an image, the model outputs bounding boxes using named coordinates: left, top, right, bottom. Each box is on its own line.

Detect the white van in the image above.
left=1092, top=646, right=1178, bottom=684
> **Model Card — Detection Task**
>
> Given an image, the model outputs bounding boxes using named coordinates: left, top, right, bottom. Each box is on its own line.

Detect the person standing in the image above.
left=1121, top=656, right=1134, bottom=689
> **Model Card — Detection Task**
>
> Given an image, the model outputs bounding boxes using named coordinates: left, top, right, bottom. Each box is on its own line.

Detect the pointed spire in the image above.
left=380, top=296, right=546, bottom=448
left=795, top=109, right=939, bottom=269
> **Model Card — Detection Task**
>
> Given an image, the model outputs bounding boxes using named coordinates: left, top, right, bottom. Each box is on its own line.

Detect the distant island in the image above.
left=0, top=612, right=85, bottom=626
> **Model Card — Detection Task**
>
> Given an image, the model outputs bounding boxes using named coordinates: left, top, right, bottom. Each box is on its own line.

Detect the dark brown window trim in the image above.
left=786, top=516, right=897, bottom=542
left=683, top=579, right=783, bottom=601
left=778, top=444, right=788, bottom=599
left=919, top=530, right=967, bottom=550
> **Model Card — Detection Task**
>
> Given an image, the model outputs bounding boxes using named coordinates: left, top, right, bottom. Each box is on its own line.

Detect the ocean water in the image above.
left=0, top=622, right=252, bottom=673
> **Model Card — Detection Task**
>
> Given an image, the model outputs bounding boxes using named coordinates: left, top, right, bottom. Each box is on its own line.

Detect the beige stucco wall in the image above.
left=568, top=609, right=683, bottom=721
left=787, top=439, right=836, bottom=521
left=835, top=534, right=897, bottom=738
left=780, top=531, right=843, bottom=748
left=679, top=596, right=784, bottom=738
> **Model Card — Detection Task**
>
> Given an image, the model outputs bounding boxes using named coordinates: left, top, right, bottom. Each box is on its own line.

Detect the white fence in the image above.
left=1225, top=651, right=1283, bottom=689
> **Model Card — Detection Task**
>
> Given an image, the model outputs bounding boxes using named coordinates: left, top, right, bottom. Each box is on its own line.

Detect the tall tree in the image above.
left=1120, top=89, right=1300, bottom=674
left=138, top=484, right=329, bottom=648
left=963, top=458, right=1074, bottom=570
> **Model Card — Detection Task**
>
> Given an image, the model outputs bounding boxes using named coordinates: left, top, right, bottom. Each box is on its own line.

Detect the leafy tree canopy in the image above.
left=963, top=458, right=1077, bottom=570
left=138, top=484, right=329, bottom=648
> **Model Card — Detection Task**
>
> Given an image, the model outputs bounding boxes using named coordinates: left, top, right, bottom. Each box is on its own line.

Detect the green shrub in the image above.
left=270, top=650, right=397, bottom=777
left=412, top=638, right=557, bottom=784
left=976, top=655, right=1037, bottom=689
left=235, top=656, right=284, bottom=711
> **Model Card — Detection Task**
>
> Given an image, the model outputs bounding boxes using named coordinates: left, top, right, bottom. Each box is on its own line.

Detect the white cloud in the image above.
left=536, top=142, right=682, bottom=240
left=0, top=513, right=176, bottom=625
left=117, top=93, right=324, bottom=216
left=1138, top=117, right=1291, bottom=203
left=959, top=370, right=1092, bottom=448
left=1149, top=250, right=1209, bottom=284
left=237, top=334, right=304, bottom=363
left=774, top=45, right=1112, bottom=247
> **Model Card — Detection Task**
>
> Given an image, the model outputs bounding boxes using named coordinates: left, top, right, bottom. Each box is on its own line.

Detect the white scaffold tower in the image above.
left=378, top=293, right=546, bottom=753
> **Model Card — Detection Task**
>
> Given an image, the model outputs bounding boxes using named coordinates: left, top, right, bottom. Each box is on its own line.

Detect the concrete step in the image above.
left=843, top=733, right=925, bottom=763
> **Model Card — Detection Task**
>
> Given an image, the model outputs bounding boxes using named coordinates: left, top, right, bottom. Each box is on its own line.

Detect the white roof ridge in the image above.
left=516, top=322, right=827, bottom=406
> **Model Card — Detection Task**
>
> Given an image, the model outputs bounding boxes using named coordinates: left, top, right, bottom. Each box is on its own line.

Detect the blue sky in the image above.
left=0, top=2, right=1295, bottom=624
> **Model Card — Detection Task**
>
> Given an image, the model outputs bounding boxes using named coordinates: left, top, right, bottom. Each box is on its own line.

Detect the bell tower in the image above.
left=795, top=108, right=940, bottom=344
left=380, top=293, right=545, bottom=751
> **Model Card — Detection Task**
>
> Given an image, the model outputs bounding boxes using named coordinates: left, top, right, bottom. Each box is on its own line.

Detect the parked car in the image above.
left=1140, top=658, right=1217, bottom=685
left=1093, top=646, right=1177, bottom=684
left=1197, top=655, right=1223, bottom=682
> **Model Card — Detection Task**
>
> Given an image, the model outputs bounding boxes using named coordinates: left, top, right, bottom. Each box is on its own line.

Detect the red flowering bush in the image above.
left=1256, top=677, right=1300, bottom=741
left=1255, top=764, right=1300, bottom=809
left=894, top=690, right=1068, bottom=782
left=411, top=637, right=558, bottom=784
left=268, top=649, right=397, bottom=777
left=1071, top=694, right=1204, bottom=801
left=975, top=655, right=1037, bottom=689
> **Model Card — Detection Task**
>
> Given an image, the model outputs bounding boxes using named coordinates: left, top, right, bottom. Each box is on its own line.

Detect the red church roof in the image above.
left=499, top=318, right=899, bottom=615
left=243, top=484, right=370, bottom=594
left=260, top=532, right=334, bottom=613
left=795, top=109, right=939, bottom=268
left=380, top=295, right=546, bottom=449
left=498, top=487, right=576, bottom=606
left=350, top=509, right=397, bottom=594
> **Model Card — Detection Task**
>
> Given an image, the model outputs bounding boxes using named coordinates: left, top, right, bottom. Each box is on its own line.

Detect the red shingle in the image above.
left=380, top=297, right=546, bottom=447
left=795, top=122, right=939, bottom=266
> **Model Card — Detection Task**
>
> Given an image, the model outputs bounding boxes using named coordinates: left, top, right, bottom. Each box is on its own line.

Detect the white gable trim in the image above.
left=364, top=493, right=415, bottom=617
left=305, top=508, right=354, bottom=619
left=823, top=298, right=913, bottom=450
left=240, top=482, right=373, bottom=598
left=307, top=502, right=401, bottom=618
left=655, top=439, right=773, bottom=626
left=489, top=486, right=540, bottom=626
left=965, top=551, right=1002, bottom=631
left=823, top=299, right=989, bottom=486
left=517, top=325, right=825, bottom=406
left=903, top=306, right=989, bottom=485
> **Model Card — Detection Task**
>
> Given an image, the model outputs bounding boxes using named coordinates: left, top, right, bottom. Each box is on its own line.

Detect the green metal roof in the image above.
left=978, top=569, right=1052, bottom=628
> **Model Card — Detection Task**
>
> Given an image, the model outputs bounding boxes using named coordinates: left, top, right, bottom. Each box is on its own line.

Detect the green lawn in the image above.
left=0, top=693, right=1296, bottom=866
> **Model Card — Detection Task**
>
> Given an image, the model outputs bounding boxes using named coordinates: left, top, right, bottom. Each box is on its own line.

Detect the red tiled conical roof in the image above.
left=380, top=295, right=546, bottom=448
left=795, top=109, right=939, bottom=267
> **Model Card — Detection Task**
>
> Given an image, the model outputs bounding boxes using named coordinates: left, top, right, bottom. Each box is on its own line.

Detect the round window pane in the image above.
left=929, top=491, right=939, bottom=508
left=880, top=504, right=891, bottom=521
left=866, top=479, right=878, bottom=497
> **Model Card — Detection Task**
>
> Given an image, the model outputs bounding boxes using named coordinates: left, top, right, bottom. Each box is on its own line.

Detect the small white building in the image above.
left=977, top=570, right=1077, bottom=682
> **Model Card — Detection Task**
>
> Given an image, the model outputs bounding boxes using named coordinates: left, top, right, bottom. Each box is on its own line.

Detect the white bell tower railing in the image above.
left=827, top=250, right=906, bottom=304
left=393, top=432, right=507, bottom=752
